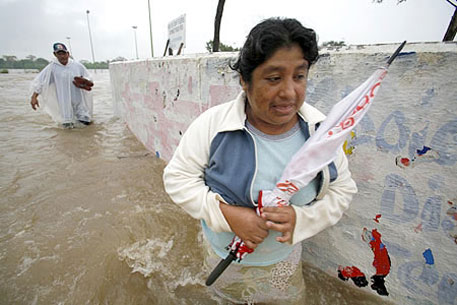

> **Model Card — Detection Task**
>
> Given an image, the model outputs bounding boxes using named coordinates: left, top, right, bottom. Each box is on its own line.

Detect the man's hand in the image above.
left=219, top=202, right=268, bottom=249
left=31, top=95, right=39, bottom=110
left=261, top=205, right=296, bottom=243
left=73, top=76, right=94, bottom=91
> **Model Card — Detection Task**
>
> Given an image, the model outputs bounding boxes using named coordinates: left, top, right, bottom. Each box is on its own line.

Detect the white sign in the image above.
left=167, top=14, right=186, bottom=52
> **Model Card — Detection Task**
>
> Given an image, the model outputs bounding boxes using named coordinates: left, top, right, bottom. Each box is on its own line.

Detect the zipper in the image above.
left=243, top=127, right=259, bottom=208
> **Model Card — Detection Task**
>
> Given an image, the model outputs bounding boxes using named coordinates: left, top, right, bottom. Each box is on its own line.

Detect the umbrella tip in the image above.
left=387, top=41, right=407, bottom=66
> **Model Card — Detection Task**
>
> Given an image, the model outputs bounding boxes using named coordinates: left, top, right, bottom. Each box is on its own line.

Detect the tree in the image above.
left=205, top=40, right=239, bottom=52
left=373, top=0, right=457, bottom=41
left=322, top=41, right=347, bottom=48
left=3, top=55, right=17, bottom=62
left=0, top=56, right=49, bottom=69
left=35, top=58, right=49, bottom=65
left=111, top=56, right=127, bottom=62
left=212, top=0, right=226, bottom=52
left=81, top=61, right=109, bottom=69
left=34, top=58, right=49, bottom=70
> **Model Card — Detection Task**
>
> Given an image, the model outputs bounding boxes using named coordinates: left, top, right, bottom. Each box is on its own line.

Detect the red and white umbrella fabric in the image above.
left=206, top=41, right=406, bottom=286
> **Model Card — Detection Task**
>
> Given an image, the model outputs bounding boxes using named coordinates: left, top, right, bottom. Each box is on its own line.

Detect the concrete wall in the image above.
left=109, top=42, right=457, bottom=305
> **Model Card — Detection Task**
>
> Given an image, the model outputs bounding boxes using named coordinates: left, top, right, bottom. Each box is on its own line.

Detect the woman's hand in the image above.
left=219, top=202, right=268, bottom=249
left=261, top=206, right=296, bottom=243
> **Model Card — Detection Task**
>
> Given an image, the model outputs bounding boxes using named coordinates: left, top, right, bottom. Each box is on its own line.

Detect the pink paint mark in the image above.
left=120, top=81, right=241, bottom=162
left=414, top=223, right=423, bottom=233
left=373, top=214, right=382, bottom=223
left=141, top=81, right=213, bottom=160
left=209, top=85, right=240, bottom=107
left=188, top=76, right=193, bottom=94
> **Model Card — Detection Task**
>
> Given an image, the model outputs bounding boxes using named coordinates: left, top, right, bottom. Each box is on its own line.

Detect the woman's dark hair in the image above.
left=231, top=17, right=318, bottom=84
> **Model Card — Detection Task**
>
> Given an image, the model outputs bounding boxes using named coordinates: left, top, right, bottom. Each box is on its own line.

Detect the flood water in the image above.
left=0, top=69, right=395, bottom=305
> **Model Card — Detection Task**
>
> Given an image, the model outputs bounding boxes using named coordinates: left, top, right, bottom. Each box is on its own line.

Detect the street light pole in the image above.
left=132, top=26, right=139, bottom=59
left=86, top=10, right=95, bottom=64
left=148, top=0, right=154, bottom=57
left=66, top=36, right=73, bottom=55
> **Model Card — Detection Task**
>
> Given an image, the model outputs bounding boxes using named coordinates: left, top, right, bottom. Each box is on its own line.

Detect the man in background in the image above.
left=30, top=42, right=94, bottom=128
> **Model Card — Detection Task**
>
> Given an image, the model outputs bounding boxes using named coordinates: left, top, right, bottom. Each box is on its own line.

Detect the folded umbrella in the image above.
left=206, top=41, right=407, bottom=286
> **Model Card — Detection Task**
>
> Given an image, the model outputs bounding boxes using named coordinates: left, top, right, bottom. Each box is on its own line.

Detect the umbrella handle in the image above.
left=205, top=252, right=236, bottom=286
left=386, top=40, right=407, bottom=66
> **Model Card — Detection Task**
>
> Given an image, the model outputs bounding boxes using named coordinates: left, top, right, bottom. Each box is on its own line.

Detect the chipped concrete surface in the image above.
left=109, top=42, right=457, bottom=304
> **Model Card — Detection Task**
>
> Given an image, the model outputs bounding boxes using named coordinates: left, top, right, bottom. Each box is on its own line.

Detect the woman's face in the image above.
left=242, top=44, right=309, bottom=135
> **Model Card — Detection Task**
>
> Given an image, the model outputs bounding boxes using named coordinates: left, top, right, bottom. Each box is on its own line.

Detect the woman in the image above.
left=163, top=17, right=357, bottom=304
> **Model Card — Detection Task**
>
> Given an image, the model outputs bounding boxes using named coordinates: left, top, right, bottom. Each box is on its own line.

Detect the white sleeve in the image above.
left=30, top=64, right=51, bottom=94
left=291, top=149, right=357, bottom=244
left=163, top=112, right=231, bottom=233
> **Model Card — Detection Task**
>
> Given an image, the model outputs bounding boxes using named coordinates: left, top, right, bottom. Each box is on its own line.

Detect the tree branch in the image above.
left=446, top=0, right=457, bottom=8
left=212, top=0, right=226, bottom=53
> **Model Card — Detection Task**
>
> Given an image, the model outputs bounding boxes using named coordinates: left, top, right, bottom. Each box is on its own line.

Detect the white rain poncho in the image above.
left=31, top=58, right=93, bottom=124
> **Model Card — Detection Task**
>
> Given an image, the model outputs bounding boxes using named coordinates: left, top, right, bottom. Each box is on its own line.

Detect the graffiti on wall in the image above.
left=110, top=48, right=457, bottom=305
left=118, top=71, right=240, bottom=161
left=338, top=226, right=392, bottom=296
left=328, top=77, right=457, bottom=302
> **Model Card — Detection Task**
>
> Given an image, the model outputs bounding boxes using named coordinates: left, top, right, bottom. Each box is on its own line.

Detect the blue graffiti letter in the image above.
left=380, top=174, right=419, bottom=224
left=438, top=273, right=457, bottom=305
left=421, top=196, right=442, bottom=232
left=430, top=119, right=457, bottom=166
left=376, top=110, right=410, bottom=154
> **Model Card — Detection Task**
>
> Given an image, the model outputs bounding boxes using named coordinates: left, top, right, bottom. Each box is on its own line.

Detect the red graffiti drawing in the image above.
left=363, top=228, right=391, bottom=276
left=414, top=223, right=423, bottom=233
left=338, top=266, right=369, bottom=288
left=395, top=146, right=439, bottom=169
left=373, top=214, right=382, bottom=223
left=338, top=228, right=391, bottom=296
left=362, top=228, right=391, bottom=296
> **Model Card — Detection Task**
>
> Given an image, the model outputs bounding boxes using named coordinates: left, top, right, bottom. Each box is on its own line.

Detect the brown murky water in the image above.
left=0, top=69, right=395, bottom=305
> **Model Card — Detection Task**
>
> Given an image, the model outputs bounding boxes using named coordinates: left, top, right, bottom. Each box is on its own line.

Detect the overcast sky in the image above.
left=0, top=0, right=455, bottom=62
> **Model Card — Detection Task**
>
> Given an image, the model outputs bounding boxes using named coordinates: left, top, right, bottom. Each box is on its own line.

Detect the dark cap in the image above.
left=53, top=43, right=68, bottom=53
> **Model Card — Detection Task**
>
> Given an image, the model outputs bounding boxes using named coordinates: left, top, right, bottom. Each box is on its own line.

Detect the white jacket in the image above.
left=163, top=91, right=357, bottom=245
